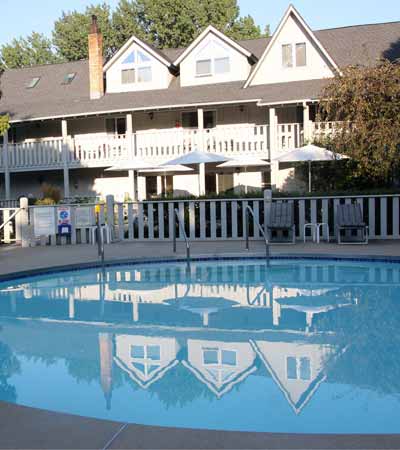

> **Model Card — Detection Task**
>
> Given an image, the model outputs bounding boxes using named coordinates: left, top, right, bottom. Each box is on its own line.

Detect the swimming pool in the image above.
left=0, top=257, right=399, bottom=434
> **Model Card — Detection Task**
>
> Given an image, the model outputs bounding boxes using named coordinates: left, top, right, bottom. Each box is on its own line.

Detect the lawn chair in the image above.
left=267, top=202, right=296, bottom=243
left=336, top=203, right=368, bottom=244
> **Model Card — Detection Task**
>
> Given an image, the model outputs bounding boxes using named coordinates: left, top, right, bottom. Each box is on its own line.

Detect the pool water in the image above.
left=0, top=258, right=400, bottom=434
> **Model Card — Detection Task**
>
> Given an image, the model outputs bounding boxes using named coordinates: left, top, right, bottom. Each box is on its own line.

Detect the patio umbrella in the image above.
left=217, top=156, right=270, bottom=194
left=273, top=144, right=348, bottom=192
left=162, top=151, right=231, bottom=195
left=105, top=158, right=154, bottom=171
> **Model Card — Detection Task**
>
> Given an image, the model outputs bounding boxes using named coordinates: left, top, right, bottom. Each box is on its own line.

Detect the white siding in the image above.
left=249, top=13, right=334, bottom=86
left=106, top=42, right=173, bottom=93
left=180, top=32, right=251, bottom=87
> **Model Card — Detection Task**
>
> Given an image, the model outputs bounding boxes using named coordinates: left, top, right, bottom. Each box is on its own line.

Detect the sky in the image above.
left=0, top=0, right=399, bottom=47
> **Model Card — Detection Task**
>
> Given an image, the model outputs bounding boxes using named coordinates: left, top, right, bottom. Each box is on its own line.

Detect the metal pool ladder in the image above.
left=172, top=208, right=190, bottom=264
left=244, top=204, right=270, bottom=263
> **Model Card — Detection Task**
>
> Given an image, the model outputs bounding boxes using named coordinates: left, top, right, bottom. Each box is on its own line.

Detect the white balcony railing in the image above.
left=0, top=122, right=339, bottom=172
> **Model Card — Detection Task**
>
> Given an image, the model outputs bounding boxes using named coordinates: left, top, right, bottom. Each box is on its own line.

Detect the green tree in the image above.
left=53, top=3, right=114, bottom=61
left=227, top=15, right=263, bottom=40
left=111, top=0, right=145, bottom=50
left=318, top=60, right=400, bottom=185
left=0, top=32, right=58, bottom=69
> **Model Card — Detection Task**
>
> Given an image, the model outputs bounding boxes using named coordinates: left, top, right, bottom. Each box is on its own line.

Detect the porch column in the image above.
left=197, top=108, right=206, bottom=195
left=61, top=119, right=70, bottom=198
left=303, top=101, right=312, bottom=143
left=2, top=131, right=10, bottom=199
left=126, top=113, right=136, bottom=200
left=269, top=108, right=279, bottom=189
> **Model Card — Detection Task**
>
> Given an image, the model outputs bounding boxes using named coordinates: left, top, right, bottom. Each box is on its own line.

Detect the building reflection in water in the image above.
left=0, top=260, right=399, bottom=418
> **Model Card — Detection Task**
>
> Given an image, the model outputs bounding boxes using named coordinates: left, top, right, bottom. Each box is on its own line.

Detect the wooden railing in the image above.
left=277, top=123, right=304, bottom=151
left=0, top=124, right=270, bottom=171
left=23, top=193, right=400, bottom=246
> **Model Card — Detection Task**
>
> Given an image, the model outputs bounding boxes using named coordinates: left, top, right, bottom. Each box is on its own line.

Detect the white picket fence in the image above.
left=20, top=193, right=400, bottom=246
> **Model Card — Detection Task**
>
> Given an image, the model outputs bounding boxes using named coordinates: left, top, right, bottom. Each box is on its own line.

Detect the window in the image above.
left=181, top=110, right=216, bottom=129
left=196, top=56, right=230, bottom=77
left=282, top=44, right=293, bottom=68
left=121, top=68, right=135, bottom=84
left=196, top=59, right=212, bottom=77
left=26, top=77, right=40, bottom=89
left=296, top=43, right=306, bottom=67
left=286, top=356, right=311, bottom=380
left=138, top=66, right=152, bottom=82
left=182, top=111, right=198, bottom=128
left=214, top=57, right=230, bottom=74
left=130, top=344, right=161, bottom=377
left=62, top=72, right=76, bottom=85
left=106, top=117, right=126, bottom=135
left=121, top=49, right=152, bottom=84
left=203, top=348, right=237, bottom=367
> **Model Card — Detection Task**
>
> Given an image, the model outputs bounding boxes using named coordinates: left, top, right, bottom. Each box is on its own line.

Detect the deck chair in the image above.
left=336, top=203, right=368, bottom=244
left=267, top=202, right=296, bottom=244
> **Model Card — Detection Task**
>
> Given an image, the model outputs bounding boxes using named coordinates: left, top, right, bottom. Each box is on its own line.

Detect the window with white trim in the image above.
left=130, top=344, right=161, bottom=377
left=202, top=347, right=237, bottom=385
left=296, top=43, right=306, bottom=66
left=286, top=356, right=311, bottom=380
left=195, top=56, right=230, bottom=77
left=282, top=43, right=307, bottom=68
left=121, top=49, right=153, bottom=84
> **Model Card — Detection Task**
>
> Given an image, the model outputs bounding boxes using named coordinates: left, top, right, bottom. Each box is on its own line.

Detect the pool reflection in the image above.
left=0, top=260, right=400, bottom=433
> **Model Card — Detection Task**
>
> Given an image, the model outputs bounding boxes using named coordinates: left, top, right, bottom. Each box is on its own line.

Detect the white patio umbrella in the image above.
left=105, top=159, right=156, bottom=201
left=138, top=164, right=194, bottom=174
left=162, top=151, right=231, bottom=195
left=273, top=144, right=348, bottom=192
left=217, top=156, right=270, bottom=194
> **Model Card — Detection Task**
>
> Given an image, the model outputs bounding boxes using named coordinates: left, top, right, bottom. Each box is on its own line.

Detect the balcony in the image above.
left=0, top=124, right=270, bottom=173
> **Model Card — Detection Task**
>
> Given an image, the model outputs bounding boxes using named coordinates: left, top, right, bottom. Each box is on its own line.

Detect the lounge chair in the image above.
left=336, top=203, right=368, bottom=244
left=267, top=202, right=296, bottom=243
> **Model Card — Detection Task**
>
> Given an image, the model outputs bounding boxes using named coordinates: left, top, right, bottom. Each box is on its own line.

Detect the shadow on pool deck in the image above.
left=0, top=240, right=400, bottom=449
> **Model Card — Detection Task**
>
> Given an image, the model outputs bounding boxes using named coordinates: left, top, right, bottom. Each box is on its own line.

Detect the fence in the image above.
left=15, top=193, right=400, bottom=247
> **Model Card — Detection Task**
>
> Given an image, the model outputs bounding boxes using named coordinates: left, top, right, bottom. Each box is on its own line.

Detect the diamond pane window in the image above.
left=122, top=52, right=135, bottom=64
left=138, top=66, right=152, bottom=82
left=121, top=68, right=135, bottom=84
left=214, top=57, right=230, bottom=74
left=26, top=77, right=40, bottom=89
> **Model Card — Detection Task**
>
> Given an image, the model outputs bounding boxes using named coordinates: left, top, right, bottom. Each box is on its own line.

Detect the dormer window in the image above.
left=121, top=49, right=152, bottom=84
left=195, top=56, right=230, bottom=77
left=282, top=44, right=293, bottom=68
left=26, top=77, right=40, bottom=89
left=296, top=43, right=306, bottom=66
left=282, top=43, right=307, bottom=68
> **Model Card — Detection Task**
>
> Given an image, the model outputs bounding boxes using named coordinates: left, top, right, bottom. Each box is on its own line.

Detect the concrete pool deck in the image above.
left=0, top=239, right=400, bottom=449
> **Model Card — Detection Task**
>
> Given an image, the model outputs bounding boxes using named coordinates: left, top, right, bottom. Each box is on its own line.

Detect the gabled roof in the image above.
left=244, top=4, right=340, bottom=88
left=173, top=25, right=253, bottom=66
left=103, top=35, right=173, bottom=72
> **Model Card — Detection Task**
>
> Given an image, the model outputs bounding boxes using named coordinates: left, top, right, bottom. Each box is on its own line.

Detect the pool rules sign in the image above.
left=57, top=206, right=72, bottom=235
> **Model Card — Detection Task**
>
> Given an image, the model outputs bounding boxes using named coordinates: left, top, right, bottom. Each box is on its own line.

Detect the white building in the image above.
left=0, top=5, right=399, bottom=200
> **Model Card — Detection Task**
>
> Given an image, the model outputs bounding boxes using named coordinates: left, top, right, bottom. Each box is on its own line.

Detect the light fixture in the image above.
left=148, top=112, right=154, bottom=120
left=239, top=105, right=244, bottom=113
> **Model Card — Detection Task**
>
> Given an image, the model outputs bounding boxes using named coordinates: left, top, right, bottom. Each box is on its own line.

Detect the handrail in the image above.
left=0, top=207, right=24, bottom=232
left=244, top=204, right=270, bottom=263
left=172, top=208, right=190, bottom=264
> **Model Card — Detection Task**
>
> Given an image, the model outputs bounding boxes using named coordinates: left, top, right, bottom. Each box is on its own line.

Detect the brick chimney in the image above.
left=88, top=15, right=104, bottom=99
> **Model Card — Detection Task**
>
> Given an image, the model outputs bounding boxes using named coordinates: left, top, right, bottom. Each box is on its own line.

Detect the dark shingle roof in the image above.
left=1, top=21, right=399, bottom=122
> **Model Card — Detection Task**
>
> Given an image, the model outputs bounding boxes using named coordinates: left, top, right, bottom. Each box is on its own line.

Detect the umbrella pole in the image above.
left=308, top=160, right=312, bottom=193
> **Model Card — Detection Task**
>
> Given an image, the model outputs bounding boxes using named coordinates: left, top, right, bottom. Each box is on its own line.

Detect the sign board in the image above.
left=75, top=206, right=94, bottom=227
left=33, top=207, right=56, bottom=237
left=57, top=206, right=71, bottom=235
